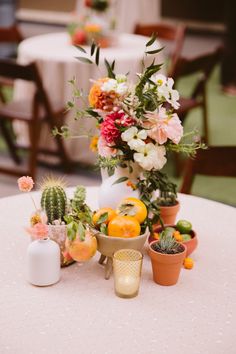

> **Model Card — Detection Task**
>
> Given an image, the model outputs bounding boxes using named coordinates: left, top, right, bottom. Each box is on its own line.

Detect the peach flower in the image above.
left=17, top=176, right=34, bottom=192
left=145, top=108, right=183, bottom=145
left=97, top=136, right=117, bottom=157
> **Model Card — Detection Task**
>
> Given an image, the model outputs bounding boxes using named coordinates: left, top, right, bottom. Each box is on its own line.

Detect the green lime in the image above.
left=181, top=234, right=192, bottom=242
left=176, top=220, right=192, bottom=234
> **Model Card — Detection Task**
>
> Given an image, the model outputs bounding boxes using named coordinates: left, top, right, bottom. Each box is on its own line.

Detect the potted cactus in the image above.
left=148, top=227, right=186, bottom=286
left=40, top=177, right=74, bottom=267
left=137, top=170, right=180, bottom=227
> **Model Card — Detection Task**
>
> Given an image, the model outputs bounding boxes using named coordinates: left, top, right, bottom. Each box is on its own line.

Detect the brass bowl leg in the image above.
left=105, top=257, right=113, bottom=280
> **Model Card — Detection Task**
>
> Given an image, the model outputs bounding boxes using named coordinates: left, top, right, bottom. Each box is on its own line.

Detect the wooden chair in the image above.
left=180, top=146, right=236, bottom=194
left=134, top=22, right=186, bottom=76
left=0, top=24, right=23, bottom=44
left=0, top=59, right=71, bottom=180
left=173, top=47, right=222, bottom=145
left=0, top=24, right=23, bottom=59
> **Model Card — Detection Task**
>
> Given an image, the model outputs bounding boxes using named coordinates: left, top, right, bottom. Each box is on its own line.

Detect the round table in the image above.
left=14, top=33, right=163, bottom=163
left=0, top=187, right=236, bottom=354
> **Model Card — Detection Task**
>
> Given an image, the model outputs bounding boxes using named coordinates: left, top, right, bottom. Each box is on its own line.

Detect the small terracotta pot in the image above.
left=159, top=201, right=180, bottom=225
left=150, top=224, right=198, bottom=257
left=148, top=240, right=186, bottom=286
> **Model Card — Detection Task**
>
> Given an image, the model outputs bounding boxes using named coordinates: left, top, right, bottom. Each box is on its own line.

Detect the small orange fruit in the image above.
left=183, top=257, right=194, bottom=269
left=117, top=197, right=147, bottom=224
left=173, top=230, right=183, bottom=242
left=153, top=232, right=159, bottom=240
left=92, top=207, right=116, bottom=226
left=107, top=215, right=141, bottom=238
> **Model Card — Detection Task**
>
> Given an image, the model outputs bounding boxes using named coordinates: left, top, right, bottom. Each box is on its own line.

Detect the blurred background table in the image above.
left=14, top=32, right=163, bottom=164
left=0, top=187, right=235, bottom=354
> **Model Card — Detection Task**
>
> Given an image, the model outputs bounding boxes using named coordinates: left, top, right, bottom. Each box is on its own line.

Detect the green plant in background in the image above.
left=151, top=227, right=184, bottom=254
left=40, top=177, right=67, bottom=224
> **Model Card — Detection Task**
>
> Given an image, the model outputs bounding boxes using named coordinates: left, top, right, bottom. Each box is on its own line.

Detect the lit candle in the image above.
left=115, top=275, right=140, bottom=296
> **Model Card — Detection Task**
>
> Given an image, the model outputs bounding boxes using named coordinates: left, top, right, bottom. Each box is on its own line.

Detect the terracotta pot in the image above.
left=150, top=224, right=198, bottom=257
left=148, top=240, right=186, bottom=286
left=159, top=201, right=180, bottom=225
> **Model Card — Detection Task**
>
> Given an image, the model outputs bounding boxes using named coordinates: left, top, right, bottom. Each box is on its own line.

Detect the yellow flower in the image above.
left=90, top=136, right=99, bottom=152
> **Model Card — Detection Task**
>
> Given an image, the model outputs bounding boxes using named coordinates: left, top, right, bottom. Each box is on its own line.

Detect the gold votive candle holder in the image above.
left=113, top=249, right=143, bottom=298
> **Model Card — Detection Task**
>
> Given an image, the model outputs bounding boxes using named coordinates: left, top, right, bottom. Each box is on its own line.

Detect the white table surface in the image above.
left=14, top=33, right=163, bottom=164
left=0, top=186, right=236, bottom=354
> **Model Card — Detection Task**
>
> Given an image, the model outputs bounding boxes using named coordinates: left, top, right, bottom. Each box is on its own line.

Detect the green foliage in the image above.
left=96, top=155, right=122, bottom=176
left=151, top=227, right=183, bottom=254
left=137, top=170, right=177, bottom=207
left=41, top=183, right=67, bottom=224
left=64, top=185, right=93, bottom=241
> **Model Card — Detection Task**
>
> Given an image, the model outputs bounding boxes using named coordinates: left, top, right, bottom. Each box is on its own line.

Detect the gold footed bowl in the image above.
left=95, top=228, right=149, bottom=279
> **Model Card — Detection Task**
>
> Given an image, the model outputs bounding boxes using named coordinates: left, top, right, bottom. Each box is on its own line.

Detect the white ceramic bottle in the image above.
left=27, top=238, right=61, bottom=286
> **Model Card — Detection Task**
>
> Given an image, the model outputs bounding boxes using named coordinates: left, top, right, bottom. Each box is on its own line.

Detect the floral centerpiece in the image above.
left=68, top=0, right=113, bottom=47
left=54, top=35, right=205, bottom=231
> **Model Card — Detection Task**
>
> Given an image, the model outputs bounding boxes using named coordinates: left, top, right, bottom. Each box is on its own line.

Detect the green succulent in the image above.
left=151, top=227, right=184, bottom=254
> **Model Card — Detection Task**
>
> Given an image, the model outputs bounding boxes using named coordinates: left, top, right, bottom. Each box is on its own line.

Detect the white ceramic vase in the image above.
left=98, top=163, right=141, bottom=209
left=27, top=238, right=60, bottom=286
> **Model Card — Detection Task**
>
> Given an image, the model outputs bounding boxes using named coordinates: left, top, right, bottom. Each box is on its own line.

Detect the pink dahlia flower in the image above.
left=100, top=111, right=133, bottom=144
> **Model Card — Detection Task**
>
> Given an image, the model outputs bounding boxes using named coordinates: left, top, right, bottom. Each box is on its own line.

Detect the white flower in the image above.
left=152, top=73, right=167, bottom=86
left=157, top=77, right=180, bottom=109
left=101, top=78, right=129, bottom=96
left=115, top=74, right=127, bottom=83
left=121, top=126, right=147, bottom=150
left=116, top=82, right=129, bottom=95
left=101, top=79, right=117, bottom=92
left=134, top=143, right=167, bottom=171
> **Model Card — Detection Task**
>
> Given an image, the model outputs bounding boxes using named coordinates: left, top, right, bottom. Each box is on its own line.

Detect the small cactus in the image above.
left=40, top=177, right=67, bottom=224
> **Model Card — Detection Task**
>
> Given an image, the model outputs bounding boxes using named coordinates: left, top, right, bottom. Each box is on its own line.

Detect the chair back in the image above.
left=173, top=47, right=222, bottom=99
left=0, top=24, right=22, bottom=43
left=0, top=59, right=54, bottom=119
left=180, top=146, right=236, bottom=194
left=134, top=23, right=186, bottom=75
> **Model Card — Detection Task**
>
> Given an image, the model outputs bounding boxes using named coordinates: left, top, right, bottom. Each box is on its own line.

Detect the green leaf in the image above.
left=111, top=60, right=115, bottom=70
left=74, top=45, right=87, bottom=53
left=78, top=221, right=85, bottom=241
left=112, top=176, right=129, bottom=185
left=91, top=41, right=96, bottom=56
left=100, top=223, right=107, bottom=235
left=67, top=101, right=74, bottom=108
left=97, top=212, right=108, bottom=225
left=95, top=46, right=100, bottom=66
left=145, top=47, right=164, bottom=55
left=104, top=58, right=116, bottom=79
left=146, top=33, right=157, bottom=47
left=75, top=57, right=93, bottom=64
left=86, top=108, right=101, bottom=118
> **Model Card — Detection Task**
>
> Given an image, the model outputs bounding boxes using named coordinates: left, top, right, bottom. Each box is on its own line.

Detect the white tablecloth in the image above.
left=0, top=188, right=236, bottom=354
left=14, top=32, right=163, bottom=163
